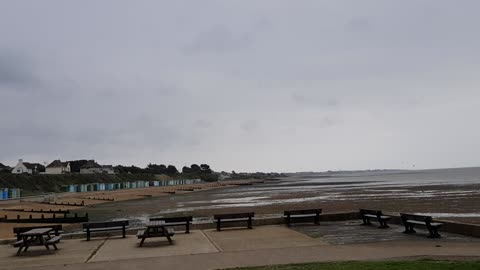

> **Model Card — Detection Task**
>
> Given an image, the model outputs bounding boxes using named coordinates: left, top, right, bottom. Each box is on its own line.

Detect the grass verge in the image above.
left=225, top=261, right=480, bottom=270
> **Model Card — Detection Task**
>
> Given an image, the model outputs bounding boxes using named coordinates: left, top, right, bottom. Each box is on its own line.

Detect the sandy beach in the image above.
left=2, top=168, right=480, bottom=239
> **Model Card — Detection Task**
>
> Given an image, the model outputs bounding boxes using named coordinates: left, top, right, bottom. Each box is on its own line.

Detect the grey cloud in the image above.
left=291, top=93, right=339, bottom=108
left=1, top=1, right=480, bottom=172
left=0, top=52, right=37, bottom=88
left=184, top=25, right=255, bottom=53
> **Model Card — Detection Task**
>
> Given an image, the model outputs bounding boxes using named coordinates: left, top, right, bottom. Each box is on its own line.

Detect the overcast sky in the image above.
left=1, top=1, right=479, bottom=172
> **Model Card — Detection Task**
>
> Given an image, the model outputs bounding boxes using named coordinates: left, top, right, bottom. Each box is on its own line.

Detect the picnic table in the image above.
left=137, top=220, right=175, bottom=247
left=14, top=227, right=61, bottom=255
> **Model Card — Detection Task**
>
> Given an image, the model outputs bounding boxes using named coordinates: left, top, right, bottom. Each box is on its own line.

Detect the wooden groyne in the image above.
left=0, top=213, right=88, bottom=223
left=86, top=197, right=115, bottom=201
left=1, top=208, right=70, bottom=214
left=41, top=201, right=85, bottom=207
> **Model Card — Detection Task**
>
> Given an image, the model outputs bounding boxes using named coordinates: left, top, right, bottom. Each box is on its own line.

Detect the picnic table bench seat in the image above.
left=14, top=225, right=63, bottom=240
left=12, top=240, right=24, bottom=248
left=44, top=236, right=62, bottom=250
left=214, top=212, right=254, bottom=231
left=136, top=228, right=175, bottom=238
left=359, top=209, right=392, bottom=228
left=137, top=226, right=175, bottom=246
left=14, top=227, right=62, bottom=255
left=83, top=220, right=129, bottom=241
left=400, top=213, right=443, bottom=238
left=284, top=209, right=322, bottom=227
left=149, top=216, right=193, bottom=233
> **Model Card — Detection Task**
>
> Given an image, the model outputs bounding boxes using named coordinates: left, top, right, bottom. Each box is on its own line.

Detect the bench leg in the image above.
left=52, top=244, right=58, bottom=250
left=86, top=230, right=91, bottom=241
left=123, top=226, right=126, bottom=238
left=186, top=222, right=190, bottom=234
left=361, top=216, right=372, bottom=225
left=404, top=224, right=416, bottom=233
left=166, top=235, right=173, bottom=244
left=16, top=246, right=24, bottom=256
left=379, top=219, right=389, bottom=229
left=286, top=215, right=291, bottom=227
left=403, top=223, right=413, bottom=233
left=427, top=227, right=441, bottom=238
left=139, top=236, right=146, bottom=247
left=315, top=213, right=320, bottom=225
left=248, top=217, right=252, bottom=229
left=217, top=220, right=221, bottom=231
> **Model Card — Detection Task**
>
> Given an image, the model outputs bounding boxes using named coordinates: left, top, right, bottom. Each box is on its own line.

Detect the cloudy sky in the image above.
left=1, top=1, right=479, bottom=172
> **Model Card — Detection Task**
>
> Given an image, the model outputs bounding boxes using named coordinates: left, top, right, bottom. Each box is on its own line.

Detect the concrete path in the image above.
left=1, top=224, right=480, bottom=270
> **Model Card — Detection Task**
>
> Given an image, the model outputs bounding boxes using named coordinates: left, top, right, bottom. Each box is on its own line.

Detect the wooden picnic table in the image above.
left=15, top=227, right=61, bottom=255
left=137, top=220, right=174, bottom=247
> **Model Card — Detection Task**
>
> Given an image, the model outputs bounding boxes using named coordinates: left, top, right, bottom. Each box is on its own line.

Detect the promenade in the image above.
left=2, top=221, right=480, bottom=270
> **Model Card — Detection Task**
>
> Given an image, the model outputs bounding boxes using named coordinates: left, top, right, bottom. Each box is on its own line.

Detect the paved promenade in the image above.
left=2, top=222, right=480, bottom=270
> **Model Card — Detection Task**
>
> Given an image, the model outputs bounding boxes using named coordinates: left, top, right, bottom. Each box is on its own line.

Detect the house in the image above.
left=68, top=160, right=89, bottom=173
left=45, top=160, right=71, bottom=174
left=80, top=160, right=102, bottom=174
left=101, top=165, right=115, bottom=175
left=79, top=160, right=114, bottom=174
left=11, top=159, right=45, bottom=174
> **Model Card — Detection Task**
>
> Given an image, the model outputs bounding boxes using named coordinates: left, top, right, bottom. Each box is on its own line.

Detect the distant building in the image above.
left=80, top=160, right=115, bottom=174
left=11, top=159, right=45, bottom=174
left=67, top=160, right=89, bottom=173
left=45, top=160, right=71, bottom=174
left=101, top=165, right=115, bottom=174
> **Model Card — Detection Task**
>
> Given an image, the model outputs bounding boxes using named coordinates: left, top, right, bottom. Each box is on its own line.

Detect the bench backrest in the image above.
left=400, top=213, right=432, bottom=223
left=359, top=209, right=382, bottom=216
left=83, top=220, right=129, bottom=229
left=13, top=225, right=62, bottom=236
left=284, top=209, right=322, bottom=215
left=214, top=212, right=254, bottom=219
left=150, top=216, right=193, bottom=223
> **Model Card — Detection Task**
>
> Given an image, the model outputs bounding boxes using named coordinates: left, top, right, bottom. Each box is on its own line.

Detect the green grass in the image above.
left=226, top=261, right=480, bottom=270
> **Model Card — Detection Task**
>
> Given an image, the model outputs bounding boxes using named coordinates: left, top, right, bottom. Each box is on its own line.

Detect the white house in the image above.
left=11, top=159, right=45, bottom=174
left=45, top=160, right=71, bottom=174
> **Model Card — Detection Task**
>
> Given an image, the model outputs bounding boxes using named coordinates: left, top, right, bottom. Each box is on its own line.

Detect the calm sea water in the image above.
left=84, top=167, right=480, bottom=225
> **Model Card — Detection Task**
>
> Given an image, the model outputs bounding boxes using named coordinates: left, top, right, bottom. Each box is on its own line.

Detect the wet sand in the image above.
left=0, top=179, right=262, bottom=239
left=2, top=172, right=480, bottom=239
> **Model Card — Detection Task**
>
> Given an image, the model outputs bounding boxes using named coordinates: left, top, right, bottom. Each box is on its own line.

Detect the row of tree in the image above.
left=113, top=163, right=217, bottom=181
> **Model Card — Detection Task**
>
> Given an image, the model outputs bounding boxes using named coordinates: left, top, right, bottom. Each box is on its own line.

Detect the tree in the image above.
left=200, top=164, right=212, bottom=173
left=182, top=166, right=191, bottom=174
left=166, top=165, right=178, bottom=175
left=190, top=164, right=201, bottom=172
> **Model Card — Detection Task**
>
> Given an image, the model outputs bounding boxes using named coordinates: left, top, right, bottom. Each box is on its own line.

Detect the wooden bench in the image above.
left=284, top=209, right=322, bottom=227
left=359, top=209, right=392, bottom=228
left=13, top=225, right=63, bottom=241
left=150, top=216, right=193, bottom=233
left=82, top=220, right=129, bottom=241
left=400, top=213, right=443, bottom=238
left=214, top=212, right=254, bottom=231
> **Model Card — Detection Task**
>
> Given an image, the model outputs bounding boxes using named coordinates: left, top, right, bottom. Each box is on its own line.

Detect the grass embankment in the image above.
left=228, top=261, right=480, bottom=270
left=0, top=173, right=158, bottom=194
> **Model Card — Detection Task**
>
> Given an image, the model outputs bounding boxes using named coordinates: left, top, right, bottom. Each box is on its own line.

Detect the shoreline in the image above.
left=0, top=179, right=265, bottom=239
